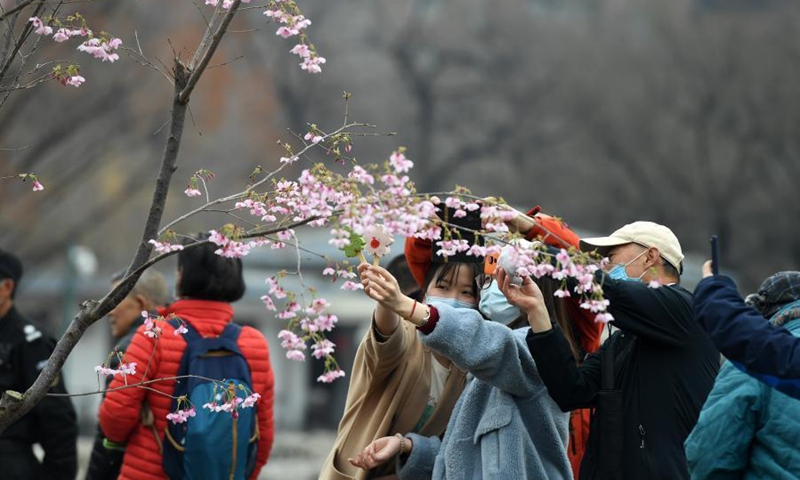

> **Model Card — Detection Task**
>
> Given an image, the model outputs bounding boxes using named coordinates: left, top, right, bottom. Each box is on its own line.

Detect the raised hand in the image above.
left=348, top=435, right=402, bottom=471
left=497, top=268, right=551, bottom=333
left=361, top=264, right=414, bottom=318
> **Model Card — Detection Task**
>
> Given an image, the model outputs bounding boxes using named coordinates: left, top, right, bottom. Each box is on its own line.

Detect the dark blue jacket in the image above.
left=694, top=275, right=800, bottom=399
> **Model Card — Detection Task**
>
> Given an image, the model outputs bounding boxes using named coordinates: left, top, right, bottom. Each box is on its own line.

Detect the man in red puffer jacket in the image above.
left=99, top=238, right=275, bottom=480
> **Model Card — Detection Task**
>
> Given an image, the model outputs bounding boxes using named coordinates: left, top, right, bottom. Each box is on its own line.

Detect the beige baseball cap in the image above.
left=579, top=221, right=684, bottom=272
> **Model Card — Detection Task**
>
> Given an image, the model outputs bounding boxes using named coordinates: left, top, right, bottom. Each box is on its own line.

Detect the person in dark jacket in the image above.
left=85, top=268, right=168, bottom=480
left=515, top=221, right=719, bottom=480
left=694, top=261, right=800, bottom=399
left=685, top=269, right=800, bottom=479
left=0, top=248, right=78, bottom=480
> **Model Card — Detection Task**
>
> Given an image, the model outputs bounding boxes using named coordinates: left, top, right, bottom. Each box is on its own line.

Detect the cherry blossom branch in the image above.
left=124, top=59, right=189, bottom=278
left=0, top=58, right=191, bottom=435
left=178, top=0, right=240, bottom=104
left=46, top=374, right=233, bottom=398
left=158, top=122, right=371, bottom=235
left=0, top=1, right=43, bottom=82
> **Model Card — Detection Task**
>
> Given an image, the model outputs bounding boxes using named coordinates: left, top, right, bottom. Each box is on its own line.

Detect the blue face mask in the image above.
left=607, top=250, right=647, bottom=282
left=478, top=282, right=521, bottom=326
left=426, top=295, right=476, bottom=311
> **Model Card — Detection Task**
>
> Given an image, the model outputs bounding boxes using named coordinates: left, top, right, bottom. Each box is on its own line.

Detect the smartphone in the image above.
left=710, top=235, right=719, bottom=275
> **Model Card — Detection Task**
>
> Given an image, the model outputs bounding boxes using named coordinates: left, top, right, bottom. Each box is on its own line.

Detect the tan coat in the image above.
left=319, top=319, right=467, bottom=480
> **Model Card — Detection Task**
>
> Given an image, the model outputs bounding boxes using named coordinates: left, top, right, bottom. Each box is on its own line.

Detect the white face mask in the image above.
left=478, top=282, right=521, bottom=326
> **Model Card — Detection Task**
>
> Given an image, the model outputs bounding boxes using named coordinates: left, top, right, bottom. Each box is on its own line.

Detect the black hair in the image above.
left=176, top=236, right=246, bottom=302
left=506, top=276, right=582, bottom=363
left=421, top=262, right=482, bottom=302
left=386, top=254, right=419, bottom=297
left=660, top=257, right=681, bottom=283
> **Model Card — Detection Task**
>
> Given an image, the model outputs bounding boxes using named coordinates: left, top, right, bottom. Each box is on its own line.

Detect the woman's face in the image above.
left=424, top=264, right=478, bottom=307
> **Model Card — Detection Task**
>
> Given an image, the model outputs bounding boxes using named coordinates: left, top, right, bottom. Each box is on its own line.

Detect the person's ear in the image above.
left=645, top=247, right=660, bottom=268
left=0, top=279, right=14, bottom=298
left=133, top=294, right=148, bottom=311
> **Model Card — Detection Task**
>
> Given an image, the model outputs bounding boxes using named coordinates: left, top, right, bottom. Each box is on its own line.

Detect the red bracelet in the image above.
left=408, top=301, right=418, bottom=319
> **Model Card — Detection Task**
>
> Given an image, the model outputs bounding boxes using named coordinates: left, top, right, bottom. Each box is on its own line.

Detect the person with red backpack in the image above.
left=99, top=237, right=275, bottom=480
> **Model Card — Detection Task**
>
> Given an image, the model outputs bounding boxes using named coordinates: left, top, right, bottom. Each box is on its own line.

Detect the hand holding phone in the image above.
left=710, top=235, right=719, bottom=275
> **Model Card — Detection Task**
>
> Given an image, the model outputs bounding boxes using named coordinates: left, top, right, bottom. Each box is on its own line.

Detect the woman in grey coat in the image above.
left=349, top=264, right=572, bottom=480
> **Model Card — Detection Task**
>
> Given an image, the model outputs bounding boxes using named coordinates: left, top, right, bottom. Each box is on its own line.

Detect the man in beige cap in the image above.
left=502, top=213, right=720, bottom=480
left=580, top=221, right=684, bottom=285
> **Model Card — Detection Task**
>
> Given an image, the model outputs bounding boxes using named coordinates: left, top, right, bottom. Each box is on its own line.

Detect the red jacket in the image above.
left=99, top=299, right=275, bottom=480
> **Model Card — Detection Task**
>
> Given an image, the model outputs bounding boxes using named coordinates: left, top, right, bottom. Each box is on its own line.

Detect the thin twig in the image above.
left=0, top=0, right=34, bottom=21
left=207, top=55, right=244, bottom=70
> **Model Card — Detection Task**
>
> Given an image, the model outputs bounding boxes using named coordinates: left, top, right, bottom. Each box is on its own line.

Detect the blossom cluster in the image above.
left=263, top=0, right=326, bottom=73
left=77, top=37, right=122, bottom=63
left=166, top=407, right=196, bottom=424
left=209, top=229, right=253, bottom=258
left=94, top=362, right=137, bottom=377
left=202, top=391, right=261, bottom=420
left=142, top=311, right=162, bottom=338
left=29, top=15, right=121, bottom=88
left=149, top=239, right=184, bottom=254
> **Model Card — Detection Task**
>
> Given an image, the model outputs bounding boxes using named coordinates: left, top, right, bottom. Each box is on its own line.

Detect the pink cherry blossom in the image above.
left=94, top=365, right=116, bottom=376
left=278, top=329, right=304, bottom=349
left=53, top=28, right=71, bottom=42
left=173, top=323, right=188, bottom=335
left=166, top=407, right=196, bottom=424
left=286, top=349, right=306, bottom=362
left=77, top=37, right=121, bottom=63
left=119, top=362, right=137, bottom=375
left=348, top=166, right=374, bottom=185
left=290, top=44, right=310, bottom=58
left=595, top=312, right=615, bottom=323
left=317, top=369, right=346, bottom=383
left=241, top=392, right=261, bottom=408
left=70, top=27, right=91, bottom=37
left=322, top=267, right=336, bottom=276
left=444, top=196, right=462, bottom=209
left=29, top=17, right=53, bottom=36
left=303, top=132, right=324, bottom=144
left=65, top=75, right=85, bottom=88
left=306, top=298, right=330, bottom=315
left=313, top=314, right=337, bottom=332
left=260, top=295, right=276, bottom=311
left=300, top=55, right=326, bottom=74
left=276, top=26, right=296, bottom=38
left=341, top=281, right=363, bottom=291
left=389, top=150, right=414, bottom=173
left=553, top=288, right=571, bottom=298
left=184, top=187, right=202, bottom=197
left=148, top=239, right=184, bottom=254
left=311, top=339, right=336, bottom=359
left=142, top=311, right=162, bottom=338
left=32, top=180, right=44, bottom=191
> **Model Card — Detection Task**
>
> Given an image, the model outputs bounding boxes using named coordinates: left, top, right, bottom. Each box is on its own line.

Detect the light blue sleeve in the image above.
left=396, top=433, right=441, bottom=480
left=422, top=303, right=545, bottom=398
left=684, top=362, right=762, bottom=479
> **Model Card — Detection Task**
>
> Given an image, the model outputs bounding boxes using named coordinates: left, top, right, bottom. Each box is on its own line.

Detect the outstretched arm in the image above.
left=695, top=264, right=800, bottom=398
